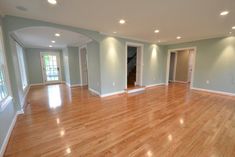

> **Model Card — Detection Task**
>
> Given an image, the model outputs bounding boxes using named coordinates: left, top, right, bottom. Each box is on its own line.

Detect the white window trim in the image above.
left=15, top=42, right=28, bottom=91
left=0, top=96, right=13, bottom=112
left=0, top=26, right=13, bottom=112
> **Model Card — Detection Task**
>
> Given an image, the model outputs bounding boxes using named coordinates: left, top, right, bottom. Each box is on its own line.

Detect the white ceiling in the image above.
left=13, top=27, right=92, bottom=49
left=0, top=0, right=235, bottom=44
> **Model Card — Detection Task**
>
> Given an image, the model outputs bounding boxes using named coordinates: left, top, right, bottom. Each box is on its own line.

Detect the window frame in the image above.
left=0, top=26, right=13, bottom=112
left=15, top=42, right=28, bottom=91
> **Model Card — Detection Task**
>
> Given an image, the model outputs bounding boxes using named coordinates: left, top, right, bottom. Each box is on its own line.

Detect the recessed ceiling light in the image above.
left=48, top=0, right=57, bottom=5
left=176, top=36, right=181, bottom=39
left=158, top=40, right=161, bottom=43
left=154, top=30, right=160, bottom=33
left=119, top=19, right=126, bottom=24
left=113, top=32, right=117, bottom=34
left=232, top=26, right=235, bottom=30
left=220, top=11, right=229, bottom=16
left=55, top=33, right=60, bottom=37
left=51, top=40, right=56, bottom=43
left=229, top=32, right=232, bottom=34
left=49, top=45, right=53, bottom=47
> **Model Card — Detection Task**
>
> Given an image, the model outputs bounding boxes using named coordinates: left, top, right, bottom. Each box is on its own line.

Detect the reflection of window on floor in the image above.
left=44, top=55, right=59, bottom=81
left=47, top=85, right=61, bottom=109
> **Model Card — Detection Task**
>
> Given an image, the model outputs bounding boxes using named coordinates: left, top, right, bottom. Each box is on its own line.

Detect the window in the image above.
left=16, top=42, right=28, bottom=90
left=0, top=26, right=11, bottom=110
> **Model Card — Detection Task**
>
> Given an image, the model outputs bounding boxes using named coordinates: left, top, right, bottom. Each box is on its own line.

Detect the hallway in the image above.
left=4, top=84, right=235, bottom=157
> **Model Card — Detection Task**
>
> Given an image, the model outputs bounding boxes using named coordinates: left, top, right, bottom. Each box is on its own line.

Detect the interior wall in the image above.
left=68, top=47, right=80, bottom=85
left=0, top=16, right=17, bottom=156
left=167, top=36, right=235, bottom=94
left=99, top=36, right=166, bottom=95
left=175, top=50, right=189, bottom=82
left=169, top=53, right=176, bottom=81
left=62, top=48, right=70, bottom=85
left=62, top=46, right=80, bottom=86
left=25, top=48, right=65, bottom=84
left=86, top=41, right=101, bottom=93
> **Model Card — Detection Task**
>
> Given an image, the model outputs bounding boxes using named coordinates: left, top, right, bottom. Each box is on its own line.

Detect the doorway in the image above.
left=125, top=42, right=143, bottom=89
left=166, top=47, right=196, bottom=87
left=79, top=46, right=88, bottom=86
left=41, top=52, right=62, bottom=84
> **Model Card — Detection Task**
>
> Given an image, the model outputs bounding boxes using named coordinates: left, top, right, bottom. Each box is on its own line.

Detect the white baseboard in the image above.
left=146, top=83, right=166, bottom=88
left=70, top=84, right=83, bottom=88
left=192, top=87, right=235, bottom=96
left=101, top=90, right=125, bottom=97
left=127, top=88, right=145, bottom=94
left=30, top=83, right=44, bottom=87
left=20, top=86, right=30, bottom=109
left=0, top=111, right=21, bottom=157
left=174, top=80, right=189, bottom=84
left=89, top=88, right=100, bottom=96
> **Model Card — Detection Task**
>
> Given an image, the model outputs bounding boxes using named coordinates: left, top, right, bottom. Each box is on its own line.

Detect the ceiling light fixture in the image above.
left=154, top=30, right=160, bottom=33
left=113, top=32, right=117, bottom=34
left=49, top=45, right=53, bottom=47
left=229, top=32, right=232, bottom=34
left=55, top=33, right=60, bottom=37
left=176, top=36, right=181, bottom=39
left=51, top=40, right=56, bottom=43
left=232, top=26, right=235, bottom=30
left=119, top=19, right=126, bottom=24
left=48, top=0, right=57, bottom=5
left=220, top=11, right=229, bottom=16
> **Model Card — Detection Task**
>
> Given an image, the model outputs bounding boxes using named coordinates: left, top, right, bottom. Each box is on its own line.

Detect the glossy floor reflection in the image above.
left=4, top=83, right=235, bottom=157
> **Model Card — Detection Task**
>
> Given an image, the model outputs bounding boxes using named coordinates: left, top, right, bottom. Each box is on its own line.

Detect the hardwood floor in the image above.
left=4, top=83, right=235, bottom=157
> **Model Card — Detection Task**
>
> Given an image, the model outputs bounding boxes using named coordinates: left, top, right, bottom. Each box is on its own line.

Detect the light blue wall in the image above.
left=25, top=48, right=65, bottom=84
left=86, top=41, right=101, bottom=93
left=167, top=37, right=235, bottom=94
left=99, top=36, right=166, bottom=95
left=67, top=47, right=80, bottom=85
left=62, top=47, right=80, bottom=86
left=62, top=48, right=70, bottom=85
left=0, top=16, right=17, bottom=156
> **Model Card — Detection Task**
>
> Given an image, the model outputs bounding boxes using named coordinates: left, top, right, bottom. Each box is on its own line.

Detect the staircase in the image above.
left=128, top=66, right=136, bottom=87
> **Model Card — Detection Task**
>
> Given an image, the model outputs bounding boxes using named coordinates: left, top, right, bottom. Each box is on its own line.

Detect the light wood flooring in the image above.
left=4, top=83, right=235, bottom=157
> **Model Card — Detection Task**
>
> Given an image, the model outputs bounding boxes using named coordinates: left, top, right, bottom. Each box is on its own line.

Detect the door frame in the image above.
left=125, top=42, right=144, bottom=89
left=40, top=52, right=62, bottom=84
left=79, top=45, right=88, bottom=86
left=165, top=47, right=197, bottom=88
left=168, top=51, right=178, bottom=82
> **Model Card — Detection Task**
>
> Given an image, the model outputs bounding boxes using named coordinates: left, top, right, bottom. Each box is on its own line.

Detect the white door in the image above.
left=41, top=52, right=61, bottom=84
left=188, top=50, right=194, bottom=83
left=136, top=47, right=141, bottom=86
left=80, top=48, right=88, bottom=85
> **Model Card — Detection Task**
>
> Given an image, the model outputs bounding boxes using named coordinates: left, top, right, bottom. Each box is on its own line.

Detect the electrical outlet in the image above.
left=113, top=82, right=115, bottom=86
left=206, top=80, right=210, bottom=84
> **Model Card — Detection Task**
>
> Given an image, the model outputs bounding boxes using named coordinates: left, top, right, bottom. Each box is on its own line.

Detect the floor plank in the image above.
left=4, top=83, right=235, bottom=157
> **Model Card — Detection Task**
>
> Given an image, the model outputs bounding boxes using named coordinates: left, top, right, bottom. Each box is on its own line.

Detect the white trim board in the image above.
left=127, top=88, right=145, bottom=94
left=89, top=88, right=100, bottom=96
left=70, top=84, right=83, bottom=88
left=165, top=47, right=197, bottom=89
left=101, top=90, right=125, bottom=97
left=125, top=42, right=144, bottom=89
left=146, top=83, right=166, bottom=88
left=192, top=87, right=235, bottom=96
left=0, top=111, right=22, bottom=157
left=174, top=81, right=189, bottom=84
